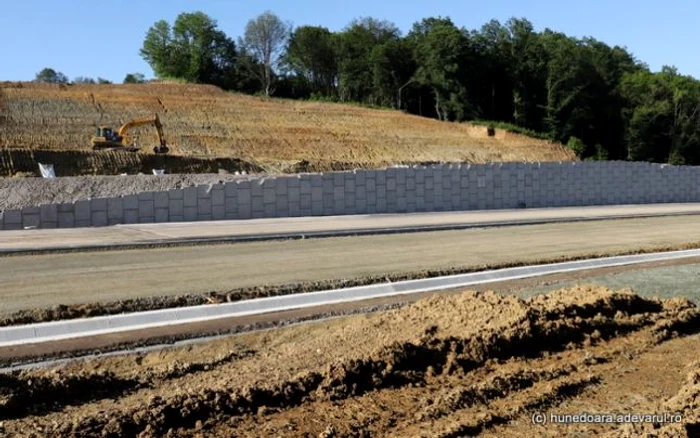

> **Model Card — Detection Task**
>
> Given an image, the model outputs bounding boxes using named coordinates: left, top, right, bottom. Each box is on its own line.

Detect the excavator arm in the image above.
left=116, top=114, right=169, bottom=154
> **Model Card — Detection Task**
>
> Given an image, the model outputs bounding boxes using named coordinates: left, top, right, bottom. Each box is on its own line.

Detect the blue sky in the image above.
left=1, top=0, right=697, bottom=83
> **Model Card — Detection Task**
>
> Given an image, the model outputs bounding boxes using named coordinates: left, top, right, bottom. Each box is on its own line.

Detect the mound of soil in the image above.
left=0, top=286, right=698, bottom=437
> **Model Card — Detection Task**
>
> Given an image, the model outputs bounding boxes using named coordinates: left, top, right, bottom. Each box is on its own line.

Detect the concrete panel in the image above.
left=139, top=200, right=155, bottom=218
left=155, top=208, right=169, bottom=223
left=168, top=189, right=184, bottom=201
left=107, top=198, right=123, bottom=219
left=197, top=198, right=212, bottom=215
left=212, top=205, right=226, bottom=220
left=57, top=212, right=75, bottom=229
left=184, top=187, right=199, bottom=207
left=124, top=210, right=139, bottom=224
left=154, top=192, right=169, bottom=209
left=58, top=203, right=74, bottom=213
left=92, top=211, right=108, bottom=227
left=211, top=185, right=225, bottom=206
left=138, top=192, right=154, bottom=202
left=40, top=204, right=58, bottom=223
left=184, top=206, right=198, bottom=222
left=123, top=195, right=139, bottom=210
left=75, top=201, right=91, bottom=222
left=3, top=210, right=21, bottom=225
left=91, top=198, right=108, bottom=212
left=169, top=199, right=184, bottom=217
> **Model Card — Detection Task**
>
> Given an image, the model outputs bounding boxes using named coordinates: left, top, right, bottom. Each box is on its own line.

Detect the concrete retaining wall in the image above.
left=2, top=161, right=699, bottom=230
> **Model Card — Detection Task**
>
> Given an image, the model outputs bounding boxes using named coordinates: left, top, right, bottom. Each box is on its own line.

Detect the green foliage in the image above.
left=140, top=12, right=238, bottom=89
left=134, top=10, right=700, bottom=165
left=35, top=68, right=69, bottom=84
left=566, top=136, right=587, bottom=157
left=336, top=17, right=401, bottom=104
left=73, top=76, right=96, bottom=84
left=285, top=26, right=338, bottom=97
left=123, top=73, right=146, bottom=84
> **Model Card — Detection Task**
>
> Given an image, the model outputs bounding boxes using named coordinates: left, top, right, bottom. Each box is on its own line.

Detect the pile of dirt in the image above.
left=0, top=173, right=253, bottom=211
left=0, top=286, right=698, bottom=437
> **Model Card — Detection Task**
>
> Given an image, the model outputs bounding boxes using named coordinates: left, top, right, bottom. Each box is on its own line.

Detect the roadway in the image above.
left=2, top=210, right=700, bottom=314
left=2, top=203, right=700, bottom=253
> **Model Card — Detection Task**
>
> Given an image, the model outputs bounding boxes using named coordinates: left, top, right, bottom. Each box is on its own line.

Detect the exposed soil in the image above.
left=0, top=286, right=698, bottom=437
left=0, top=82, right=574, bottom=167
left=0, top=173, right=255, bottom=211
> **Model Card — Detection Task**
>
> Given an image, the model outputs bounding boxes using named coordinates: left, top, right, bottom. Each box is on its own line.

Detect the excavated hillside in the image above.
left=0, top=82, right=574, bottom=175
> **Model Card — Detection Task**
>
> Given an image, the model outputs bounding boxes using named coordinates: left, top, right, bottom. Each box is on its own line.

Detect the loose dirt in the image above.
left=0, top=286, right=697, bottom=437
left=0, top=174, right=252, bottom=211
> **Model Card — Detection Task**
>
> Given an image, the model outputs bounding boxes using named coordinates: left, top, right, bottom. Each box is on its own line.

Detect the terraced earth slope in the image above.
left=1, top=286, right=697, bottom=437
left=0, top=82, right=574, bottom=173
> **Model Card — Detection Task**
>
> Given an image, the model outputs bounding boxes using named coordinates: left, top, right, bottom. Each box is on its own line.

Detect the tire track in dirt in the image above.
left=1, top=286, right=698, bottom=437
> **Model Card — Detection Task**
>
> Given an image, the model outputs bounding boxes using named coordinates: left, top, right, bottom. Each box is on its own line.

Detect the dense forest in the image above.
left=105, top=11, right=700, bottom=164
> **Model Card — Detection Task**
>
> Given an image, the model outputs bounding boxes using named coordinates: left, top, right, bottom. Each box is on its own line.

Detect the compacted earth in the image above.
left=0, top=285, right=698, bottom=437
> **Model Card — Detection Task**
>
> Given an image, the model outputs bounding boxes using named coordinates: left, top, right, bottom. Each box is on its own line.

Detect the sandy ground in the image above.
left=2, top=215, right=700, bottom=318
left=0, top=286, right=697, bottom=437
left=0, top=174, right=248, bottom=211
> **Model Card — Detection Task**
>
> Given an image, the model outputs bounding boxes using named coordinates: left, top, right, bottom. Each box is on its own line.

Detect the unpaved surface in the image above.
left=2, top=257, right=699, bottom=368
left=4, top=203, right=700, bottom=252
left=0, top=286, right=697, bottom=437
left=2, top=215, right=700, bottom=319
left=0, top=174, right=250, bottom=211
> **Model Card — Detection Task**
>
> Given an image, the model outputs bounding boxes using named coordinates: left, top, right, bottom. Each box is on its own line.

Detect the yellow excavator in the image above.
left=91, top=113, right=170, bottom=154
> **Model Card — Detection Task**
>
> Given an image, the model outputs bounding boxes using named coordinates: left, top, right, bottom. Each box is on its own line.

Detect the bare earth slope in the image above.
left=0, top=286, right=697, bottom=437
left=0, top=82, right=574, bottom=169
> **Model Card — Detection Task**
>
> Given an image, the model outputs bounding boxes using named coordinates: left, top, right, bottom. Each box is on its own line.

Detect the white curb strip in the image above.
left=2, top=248, right=700, bottom=347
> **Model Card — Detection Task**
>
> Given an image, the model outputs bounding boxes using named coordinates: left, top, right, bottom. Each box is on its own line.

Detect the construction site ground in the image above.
left=2, top=215, right=700, bottom=322
left=0, top=280, right=697, bottom=437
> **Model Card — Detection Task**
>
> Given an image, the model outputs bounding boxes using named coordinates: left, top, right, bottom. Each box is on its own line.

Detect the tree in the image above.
left=124, top=73, right=147, bottom=84
left=35, top=68, right=69, bottom=84
left=285, top=26, right=338, bottom=96
left=240, top=11, right=292, bottom=96
left=140, top=12, right=238, bottom=88
left=97, top=77, right=112, bottom=84
left=73, top=76, right=96, bottom=84
left=336, top=17, right=401, bottom=103
left=370, top=39, right=416, bottom=108
left=411, top=19, right=473, bottom=121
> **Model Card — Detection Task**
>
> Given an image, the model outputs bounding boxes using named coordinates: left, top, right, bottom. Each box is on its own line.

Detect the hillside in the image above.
left=0, top=82, right=575, bottom=172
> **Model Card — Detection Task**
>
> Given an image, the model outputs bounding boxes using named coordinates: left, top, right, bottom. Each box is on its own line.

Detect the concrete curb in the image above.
left=3, top=248, right=700, bottom=347
left=3, top=210, right=700, bottom=255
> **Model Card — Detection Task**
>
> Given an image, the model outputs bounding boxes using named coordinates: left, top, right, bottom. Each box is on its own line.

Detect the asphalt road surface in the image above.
left=2, top=214, right=700, bottom=314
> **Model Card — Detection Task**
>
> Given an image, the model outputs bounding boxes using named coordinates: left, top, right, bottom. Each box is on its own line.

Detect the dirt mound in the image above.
left=1, top=286, right=698, bottom=437
left=0, top=173, right=257, bottom=211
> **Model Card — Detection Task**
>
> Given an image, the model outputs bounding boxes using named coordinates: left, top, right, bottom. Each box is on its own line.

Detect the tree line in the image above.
left=34, top=68, right=147, bottom=85
left=37, top=10, right=700, bottom=165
